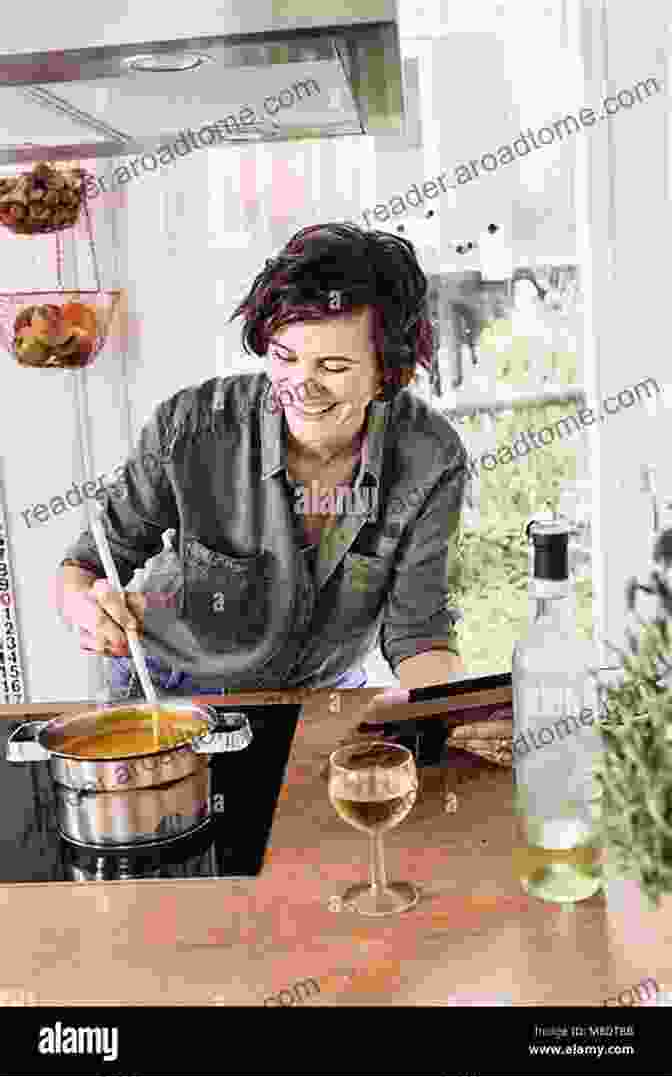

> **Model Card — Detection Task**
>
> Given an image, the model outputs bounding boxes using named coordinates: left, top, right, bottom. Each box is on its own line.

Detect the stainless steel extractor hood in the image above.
left=0, top=4, right=406, bottom=165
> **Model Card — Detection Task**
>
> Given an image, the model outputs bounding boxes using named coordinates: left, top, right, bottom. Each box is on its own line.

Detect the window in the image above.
left=429, top=267, right=593, bottom=675
left=364, top=0, right=598, bottom=684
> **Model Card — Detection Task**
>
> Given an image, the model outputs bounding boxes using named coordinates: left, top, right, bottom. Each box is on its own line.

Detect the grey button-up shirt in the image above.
left=63, top=372, right=467, bottom=691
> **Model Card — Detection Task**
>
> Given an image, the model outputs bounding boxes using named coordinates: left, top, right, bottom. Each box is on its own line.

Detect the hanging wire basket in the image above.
left=0, top=163, right=88, bottom=235
left=0, top=169, right=121, bottom=369
left=0, top=289, right=121, bottom=368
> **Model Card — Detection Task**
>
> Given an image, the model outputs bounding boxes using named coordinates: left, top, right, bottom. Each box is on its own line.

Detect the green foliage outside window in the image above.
left=453, top=318, right=594, bottom=675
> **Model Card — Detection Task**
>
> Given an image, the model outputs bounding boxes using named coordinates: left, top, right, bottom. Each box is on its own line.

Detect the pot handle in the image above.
left=192, top=712, right=253, bottom=754
left=5, top=720, right=51, bottom=763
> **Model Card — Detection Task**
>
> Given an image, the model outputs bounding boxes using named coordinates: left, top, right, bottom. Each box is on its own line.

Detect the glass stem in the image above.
left=369, top=831, right=388, bottom=894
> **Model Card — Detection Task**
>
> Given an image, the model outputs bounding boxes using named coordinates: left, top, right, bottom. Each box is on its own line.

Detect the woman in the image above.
left=56, top=223, right=468, bottom=699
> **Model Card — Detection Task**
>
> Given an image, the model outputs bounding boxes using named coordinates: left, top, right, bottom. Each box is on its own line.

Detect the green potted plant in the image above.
left=594, top=527, right=672, bottom=980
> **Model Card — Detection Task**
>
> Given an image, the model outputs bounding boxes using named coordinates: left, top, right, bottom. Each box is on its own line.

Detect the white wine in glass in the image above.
left=328, top=741, right=419, bottom=916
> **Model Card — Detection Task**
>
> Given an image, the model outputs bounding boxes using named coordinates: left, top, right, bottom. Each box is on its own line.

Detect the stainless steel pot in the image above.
left=6, top=702, right=252, bottom=847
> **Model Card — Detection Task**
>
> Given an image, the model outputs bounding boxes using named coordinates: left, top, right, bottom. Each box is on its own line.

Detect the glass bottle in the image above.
left=512, top=514, right=603, bottom=902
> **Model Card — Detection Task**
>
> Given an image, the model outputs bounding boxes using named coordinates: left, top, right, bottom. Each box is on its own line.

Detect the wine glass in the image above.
left=328, top=740, right=419, bottom=916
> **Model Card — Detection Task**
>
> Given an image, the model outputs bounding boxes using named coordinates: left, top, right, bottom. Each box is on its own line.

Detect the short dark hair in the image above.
left=229, top=222, right=434, bottom=398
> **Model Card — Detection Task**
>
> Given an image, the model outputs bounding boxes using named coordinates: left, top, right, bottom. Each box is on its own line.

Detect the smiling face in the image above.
left=267, top=306, right=383, bottom=458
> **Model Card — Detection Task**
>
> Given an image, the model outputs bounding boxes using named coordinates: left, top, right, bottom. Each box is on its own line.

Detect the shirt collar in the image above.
left=260, top=377, right=389, bottom=487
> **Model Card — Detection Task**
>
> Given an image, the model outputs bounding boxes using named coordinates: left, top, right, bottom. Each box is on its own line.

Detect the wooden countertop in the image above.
left=0, top=689, right=666, bottom=1008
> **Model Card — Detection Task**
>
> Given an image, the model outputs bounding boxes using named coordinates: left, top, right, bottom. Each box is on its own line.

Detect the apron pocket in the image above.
left=182, top=538, right=270, bottom=652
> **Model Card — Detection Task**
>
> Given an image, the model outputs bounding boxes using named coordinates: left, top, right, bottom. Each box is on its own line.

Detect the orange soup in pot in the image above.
left=55, top=709, right=209, bottom=759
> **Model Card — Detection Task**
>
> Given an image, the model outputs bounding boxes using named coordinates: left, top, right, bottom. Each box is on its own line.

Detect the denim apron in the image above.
left=105, top=655, right=367, bottom=700
left=103, top=529, right=367, bottom=701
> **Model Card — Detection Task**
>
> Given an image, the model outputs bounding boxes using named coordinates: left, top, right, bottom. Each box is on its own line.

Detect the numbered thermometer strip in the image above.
left=0, top=473, right=25, bottom=704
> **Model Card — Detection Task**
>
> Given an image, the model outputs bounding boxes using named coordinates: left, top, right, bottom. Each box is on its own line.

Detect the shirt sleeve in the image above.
left=380, top=445, right=467, bottom=675
left=60, top=404, right=179, bottom=587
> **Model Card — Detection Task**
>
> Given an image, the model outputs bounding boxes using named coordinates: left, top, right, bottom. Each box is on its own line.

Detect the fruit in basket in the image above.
left=12, top=302, right=97, bottom=367
left=61, top=301, right=98, bottom=338
left=0, top=162, right=85, bottom=234
left=61, top=326, right=94, bottom=364
left=31, top=304, right=71, bottom=345
left=14, top=330, right=50, bottom=366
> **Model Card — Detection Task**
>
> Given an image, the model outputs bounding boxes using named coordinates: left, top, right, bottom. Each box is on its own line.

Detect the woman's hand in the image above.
left=359, top=688, right=410, bottom=725
left=80, top=581, right=147, bottom=656
left=56, top=576, right=146, bottom=657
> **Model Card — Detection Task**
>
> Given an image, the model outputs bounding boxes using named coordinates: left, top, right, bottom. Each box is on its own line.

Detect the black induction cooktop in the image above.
left=0, top=704, right=300, bottom=883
